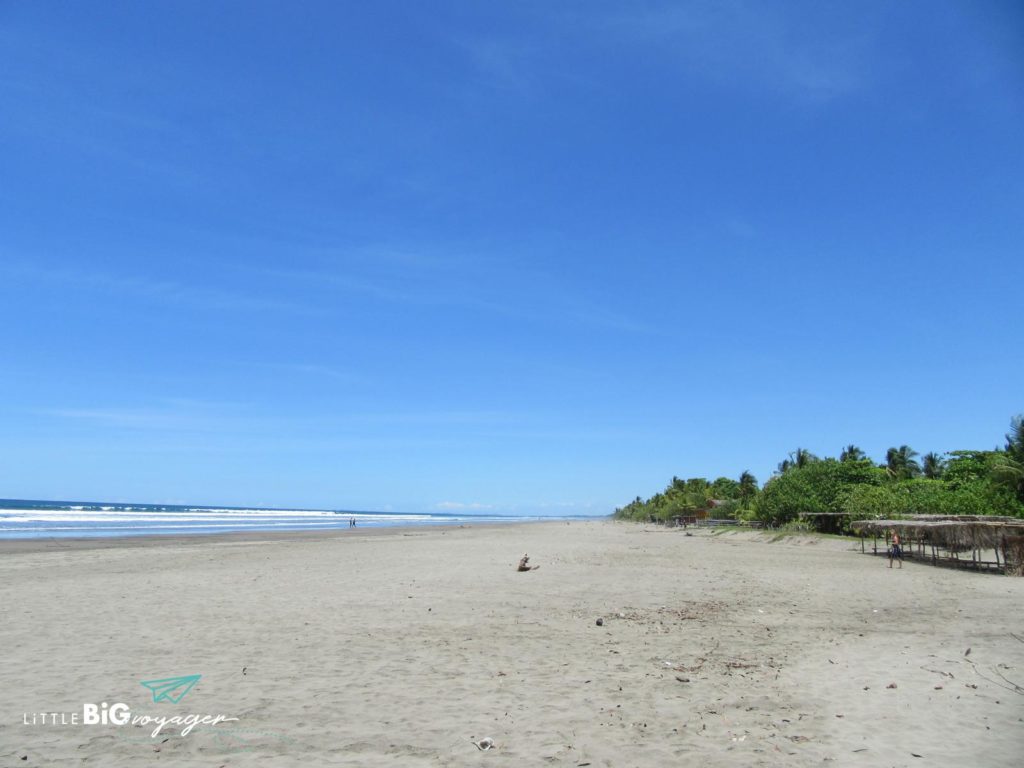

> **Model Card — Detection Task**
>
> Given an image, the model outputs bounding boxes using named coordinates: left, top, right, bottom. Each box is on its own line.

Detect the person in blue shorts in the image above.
left=889, top=530, right=903, bottom=568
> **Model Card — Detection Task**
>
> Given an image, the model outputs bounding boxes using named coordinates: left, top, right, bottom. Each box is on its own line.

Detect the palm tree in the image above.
left=792, top=447, right=817, bottom=469
left=738, top=471, right=758, bottom=506
left=994, top=415, right=1024, bottom=503
left=921, top=452, right=945, bottom=479
left=840, top=444, right=866, bottom=462
left=992, top=458, right=1024, bottom=504
left=1006, top=415, right=1024, bottom=463
left=796, top=448, right=817, bottom=468
left=885, top=445, right=921, bottom=480
left=778, top=448, right=817, bottom=474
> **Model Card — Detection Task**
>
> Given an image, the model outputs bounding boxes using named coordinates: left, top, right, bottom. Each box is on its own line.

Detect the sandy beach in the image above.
left=1, top=520, right=1021, bottom=767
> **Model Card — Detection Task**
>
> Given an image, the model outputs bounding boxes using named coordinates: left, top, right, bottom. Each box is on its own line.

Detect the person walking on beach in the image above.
left=889, top=530, right=903, bottom=568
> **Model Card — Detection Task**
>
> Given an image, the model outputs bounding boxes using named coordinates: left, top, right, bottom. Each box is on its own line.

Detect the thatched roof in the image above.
left=851, top=515, right=1024, bottom=550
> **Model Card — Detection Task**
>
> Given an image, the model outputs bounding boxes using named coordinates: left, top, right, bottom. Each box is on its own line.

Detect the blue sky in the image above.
left=1, top=1, right=1021, bottom=513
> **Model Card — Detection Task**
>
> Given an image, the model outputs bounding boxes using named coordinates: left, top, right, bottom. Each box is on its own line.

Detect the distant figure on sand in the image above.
left=517, top=554, right=540, bottom=572
left=350, top=517, right=356, bottom=528
left=889, top=530, right=903, bottom=568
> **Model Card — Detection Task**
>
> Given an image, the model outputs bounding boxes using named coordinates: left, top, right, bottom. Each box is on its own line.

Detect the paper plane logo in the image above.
left=139, top=674, right=202, bottom=704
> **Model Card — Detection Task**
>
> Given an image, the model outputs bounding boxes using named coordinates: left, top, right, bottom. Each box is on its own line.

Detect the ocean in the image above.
left=0, top=499, right=586, bottom=539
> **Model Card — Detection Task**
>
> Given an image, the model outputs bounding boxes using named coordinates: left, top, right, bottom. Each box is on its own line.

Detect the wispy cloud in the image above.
left=446, top=2, right=871, bottom=103
left=454, top=36, right=539, bottom=94
left=2, top=260, right=321, bottom=316
left=595, top=1, right=870, bottom=99
left=264, top=243, right=656, bottom=334
left=254, top=362, right=368, bottom=384
left=346, top=410, right=516, bottom=427
left=432, top=2, right=875, bottom=109
left=33, top=400, right=523, bottom=434
left=34, top=399, right=249, bottom=432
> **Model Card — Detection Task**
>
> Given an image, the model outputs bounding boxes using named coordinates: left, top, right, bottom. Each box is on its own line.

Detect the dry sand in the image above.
left=1, top=520, right=1022, bottom=766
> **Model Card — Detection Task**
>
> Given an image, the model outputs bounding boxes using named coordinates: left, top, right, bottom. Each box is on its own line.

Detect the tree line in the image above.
left=614, top=415, right=1024, bottom=529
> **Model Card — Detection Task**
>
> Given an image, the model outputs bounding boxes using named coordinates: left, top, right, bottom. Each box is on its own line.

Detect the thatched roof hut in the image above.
left=850, top=515, right=1024, bottom=574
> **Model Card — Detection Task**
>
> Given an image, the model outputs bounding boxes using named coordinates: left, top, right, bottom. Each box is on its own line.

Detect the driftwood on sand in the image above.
left=517, top=553, right=540, bottom=572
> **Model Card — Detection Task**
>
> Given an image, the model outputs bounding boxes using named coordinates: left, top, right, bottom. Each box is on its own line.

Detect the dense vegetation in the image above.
left=614, top=415, right=1024, bottom=529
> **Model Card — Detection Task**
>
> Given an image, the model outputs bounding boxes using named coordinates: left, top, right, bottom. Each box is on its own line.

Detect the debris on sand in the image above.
left=517, top=554, right=540, bottom=572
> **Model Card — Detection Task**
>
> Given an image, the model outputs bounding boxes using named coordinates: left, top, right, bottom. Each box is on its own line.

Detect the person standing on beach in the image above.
left=889, top=530, right=903, bottom=568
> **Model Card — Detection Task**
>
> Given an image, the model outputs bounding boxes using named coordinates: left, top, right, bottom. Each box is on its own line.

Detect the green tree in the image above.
left=1006, top=415, right=1024, bottom=462
left=738, top=471, right=758, bottom=507
left=710, top=476, right=740, bottom=499
left=755, top=458, right=880, bottom=526
left=840, top=444, right=866, bottom=462
left=793, top=447, right=817, bottom=469
left=843, top=479, right=986, bottom=518
left=944, top=450, right=999, bottom=488
left=921, top=452, right=945, bottom=479
left=884, top=445, right=921, bottom=480
left=993, top=415, right=1024, bottom=505
left=616, top=414, right=1024, bottom=523
left=779, top=447, right=817, bottom=474
left=842, top=484, right=905, bottom=518
left=683, top=477, right=710, bottom=495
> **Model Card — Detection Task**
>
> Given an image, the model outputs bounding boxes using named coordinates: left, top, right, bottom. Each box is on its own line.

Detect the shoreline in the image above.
left=0, top=517, right=575, bottom=554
